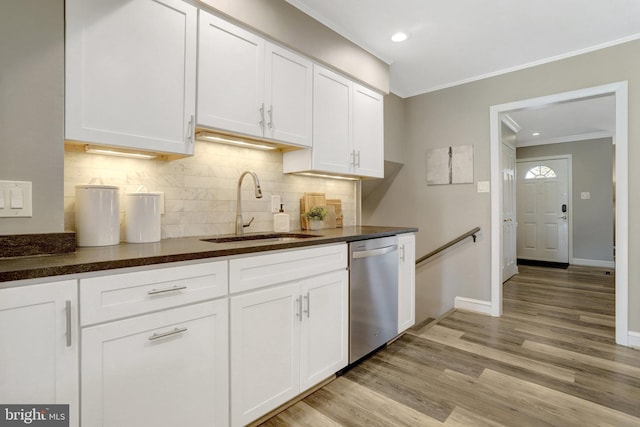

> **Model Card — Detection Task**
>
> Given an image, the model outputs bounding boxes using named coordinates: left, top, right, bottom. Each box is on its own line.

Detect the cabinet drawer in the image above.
left=229, top=244, right=347, bottom=294
left=80, top=261, right=228, bottom=325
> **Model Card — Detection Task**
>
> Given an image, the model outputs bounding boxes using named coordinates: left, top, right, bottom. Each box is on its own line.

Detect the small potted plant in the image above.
left=303, top=206, right=327, bottom=230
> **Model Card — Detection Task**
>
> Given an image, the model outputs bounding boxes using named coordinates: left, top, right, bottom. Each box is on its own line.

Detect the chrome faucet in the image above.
left=236, top=170, right=263, bottom=235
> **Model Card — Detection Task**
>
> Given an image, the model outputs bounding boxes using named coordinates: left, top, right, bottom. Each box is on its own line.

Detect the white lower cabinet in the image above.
left=230, top=254, right=348, bottom=427
left=81, top=299, right=229, bottom=427
left=398, top=233, right=416, bottom=333
left=0, top=280, right=79, bottom=427
left=299, top=271, right=349, bottom=390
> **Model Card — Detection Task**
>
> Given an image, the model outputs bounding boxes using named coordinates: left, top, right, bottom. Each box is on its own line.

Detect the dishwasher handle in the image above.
left=352, top=244, right=398, bottom=259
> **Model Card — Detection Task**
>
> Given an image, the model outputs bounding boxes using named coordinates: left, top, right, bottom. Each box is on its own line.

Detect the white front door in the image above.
left=516, top=157, right=569, bottom=263
left=502, top=143, right=518, bottom=281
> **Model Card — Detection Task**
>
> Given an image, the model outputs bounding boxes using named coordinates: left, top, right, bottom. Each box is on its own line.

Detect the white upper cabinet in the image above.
left=198, top=11, right=265, bottom=138
left=353, top=83, right=384, bottom=178
left=264, top=43, right=313, bottom=146
left=309, top=66, right=353, bottom=175
left=283, top=64, right=384, bottom=178
left=198, top=10, right=313, bottom=147
left=65, top=0, right=197, bottom=155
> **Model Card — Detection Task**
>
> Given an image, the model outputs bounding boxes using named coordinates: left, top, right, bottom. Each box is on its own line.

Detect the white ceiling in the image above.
left=286, top=0, right=633, bottom=145
left=505, top=95, right=616, bottom=147
left=285, top=0, right=640, bottom=98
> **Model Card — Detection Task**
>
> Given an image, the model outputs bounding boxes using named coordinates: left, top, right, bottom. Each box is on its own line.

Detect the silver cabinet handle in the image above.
left=267, top=105, right=273, bottom=129
left=148, top=327, right=188, bottom=341
left=296, top=296, right=302, bottom=322
left=356, top=150, right=361, bottom=168
left=147, top=285, right=187, bottom=295
left=187, top=114, right=194, bottom=144
left=350, top=150, right=356, bottom=167
left=352, top=244, right=398, bottom=259
left=400, top=244, right=406, bottom=262
left=259, top=103, right=265, bottom=130
left=303, top=292, right=310, bottom=318
left=65, top=300, right=72, bottom=347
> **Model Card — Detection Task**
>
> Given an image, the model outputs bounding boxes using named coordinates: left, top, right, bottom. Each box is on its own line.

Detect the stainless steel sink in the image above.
left=201, top=233, right=322, bottom=244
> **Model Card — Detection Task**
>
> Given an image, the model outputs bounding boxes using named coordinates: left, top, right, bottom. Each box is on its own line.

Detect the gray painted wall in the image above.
left=517, top=139, right=614, bottom=263
left=0, top=0, right=64, bottom=234
left=383, top=94, right=407, bottom=164
left=365, top=39, right=640, bottom=331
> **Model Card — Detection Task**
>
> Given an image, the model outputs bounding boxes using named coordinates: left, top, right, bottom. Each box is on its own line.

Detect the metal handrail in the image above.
left=416, top=227, right=480, bottom=266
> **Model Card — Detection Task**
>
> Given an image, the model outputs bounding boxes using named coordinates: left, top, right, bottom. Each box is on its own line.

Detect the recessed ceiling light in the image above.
left=391, top=32, right=409, bottom=42
left=532, top=132, right=541, bottom=136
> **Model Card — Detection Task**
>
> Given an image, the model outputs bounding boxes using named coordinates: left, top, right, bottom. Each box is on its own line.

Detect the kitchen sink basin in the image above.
left=201, top=233, right=322, bottom=244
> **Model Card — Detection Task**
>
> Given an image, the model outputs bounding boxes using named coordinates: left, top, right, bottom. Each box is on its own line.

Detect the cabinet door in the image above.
left=65, top=0, right=197, bottom=155
left=0, top=280, right=79, bottom=427
left=299, top=270, right=348, bottom=391
left=353, top=83, right=384, bottom=178
left=81, top=300, right=229, bottom=427
left=311, top=65, right=352, bottom=174
left=264, top=43, right=313, bottom=147
left=198, top=10, right=265, bottom=138
left=230, top=284, right=300, bottom=427
left=398, top=233, right=416, bottom=333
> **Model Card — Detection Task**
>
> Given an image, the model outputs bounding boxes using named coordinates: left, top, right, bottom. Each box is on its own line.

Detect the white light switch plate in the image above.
left=477, top=181, right=490, bottom=193
left=581, top=192, right=591, bottom=200
left=0, top=180, right=32, bottom=217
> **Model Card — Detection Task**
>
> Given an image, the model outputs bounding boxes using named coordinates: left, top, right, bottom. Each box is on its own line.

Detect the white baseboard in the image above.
left=454, top=297, right=492, bottom=315
left=629, top=331, right=640, bottom=349
left=572, top=258, right=615, bottom=268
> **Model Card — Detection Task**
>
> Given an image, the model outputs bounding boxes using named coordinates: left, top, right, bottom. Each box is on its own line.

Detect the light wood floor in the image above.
left=260, top=265, right=640, bottom=426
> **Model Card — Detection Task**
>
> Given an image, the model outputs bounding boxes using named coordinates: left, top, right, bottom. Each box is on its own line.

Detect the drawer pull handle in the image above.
left=148, top=327, right=188, bottom=341
left=147, top=285, right=187, bottom=295
left=65, top=300, right=72, bottom=347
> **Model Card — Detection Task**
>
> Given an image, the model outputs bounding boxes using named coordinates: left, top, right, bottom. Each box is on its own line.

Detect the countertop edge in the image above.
left=0, top=227, right=418, bottom=284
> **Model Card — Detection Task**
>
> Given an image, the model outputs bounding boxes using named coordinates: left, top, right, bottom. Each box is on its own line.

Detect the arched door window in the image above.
left=524, top=165, right=557, bottom=179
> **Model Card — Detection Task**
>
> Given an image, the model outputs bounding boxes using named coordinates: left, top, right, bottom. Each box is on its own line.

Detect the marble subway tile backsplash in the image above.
left=64, top=141, right=357, bottom=240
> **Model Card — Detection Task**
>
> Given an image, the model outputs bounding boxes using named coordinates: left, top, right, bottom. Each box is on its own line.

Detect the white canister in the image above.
left=125, top=192, right=161, bottom=243
left=75, top=184, right=120, bottom=247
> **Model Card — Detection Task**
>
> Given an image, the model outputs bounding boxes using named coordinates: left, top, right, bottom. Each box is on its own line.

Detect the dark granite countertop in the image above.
left=0, top=226, right=417, bottom=283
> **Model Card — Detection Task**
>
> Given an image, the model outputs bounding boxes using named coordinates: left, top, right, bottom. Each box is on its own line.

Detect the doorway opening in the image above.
left=489, top=82, right=629, bottom=346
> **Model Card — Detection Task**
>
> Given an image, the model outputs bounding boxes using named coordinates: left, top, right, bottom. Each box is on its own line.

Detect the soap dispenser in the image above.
left=273, top=204, right=290, bottom=232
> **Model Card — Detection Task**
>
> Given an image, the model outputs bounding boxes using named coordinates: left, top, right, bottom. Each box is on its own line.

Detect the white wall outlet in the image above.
left=271, top=195, right=281, bottom=213
left=581, top=192, right=591, bottom=200
left=0, top=180, right=32, bottom=217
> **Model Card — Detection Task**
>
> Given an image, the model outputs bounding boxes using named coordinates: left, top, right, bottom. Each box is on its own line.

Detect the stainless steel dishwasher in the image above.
left=349, top=236, right=399, bottom=364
